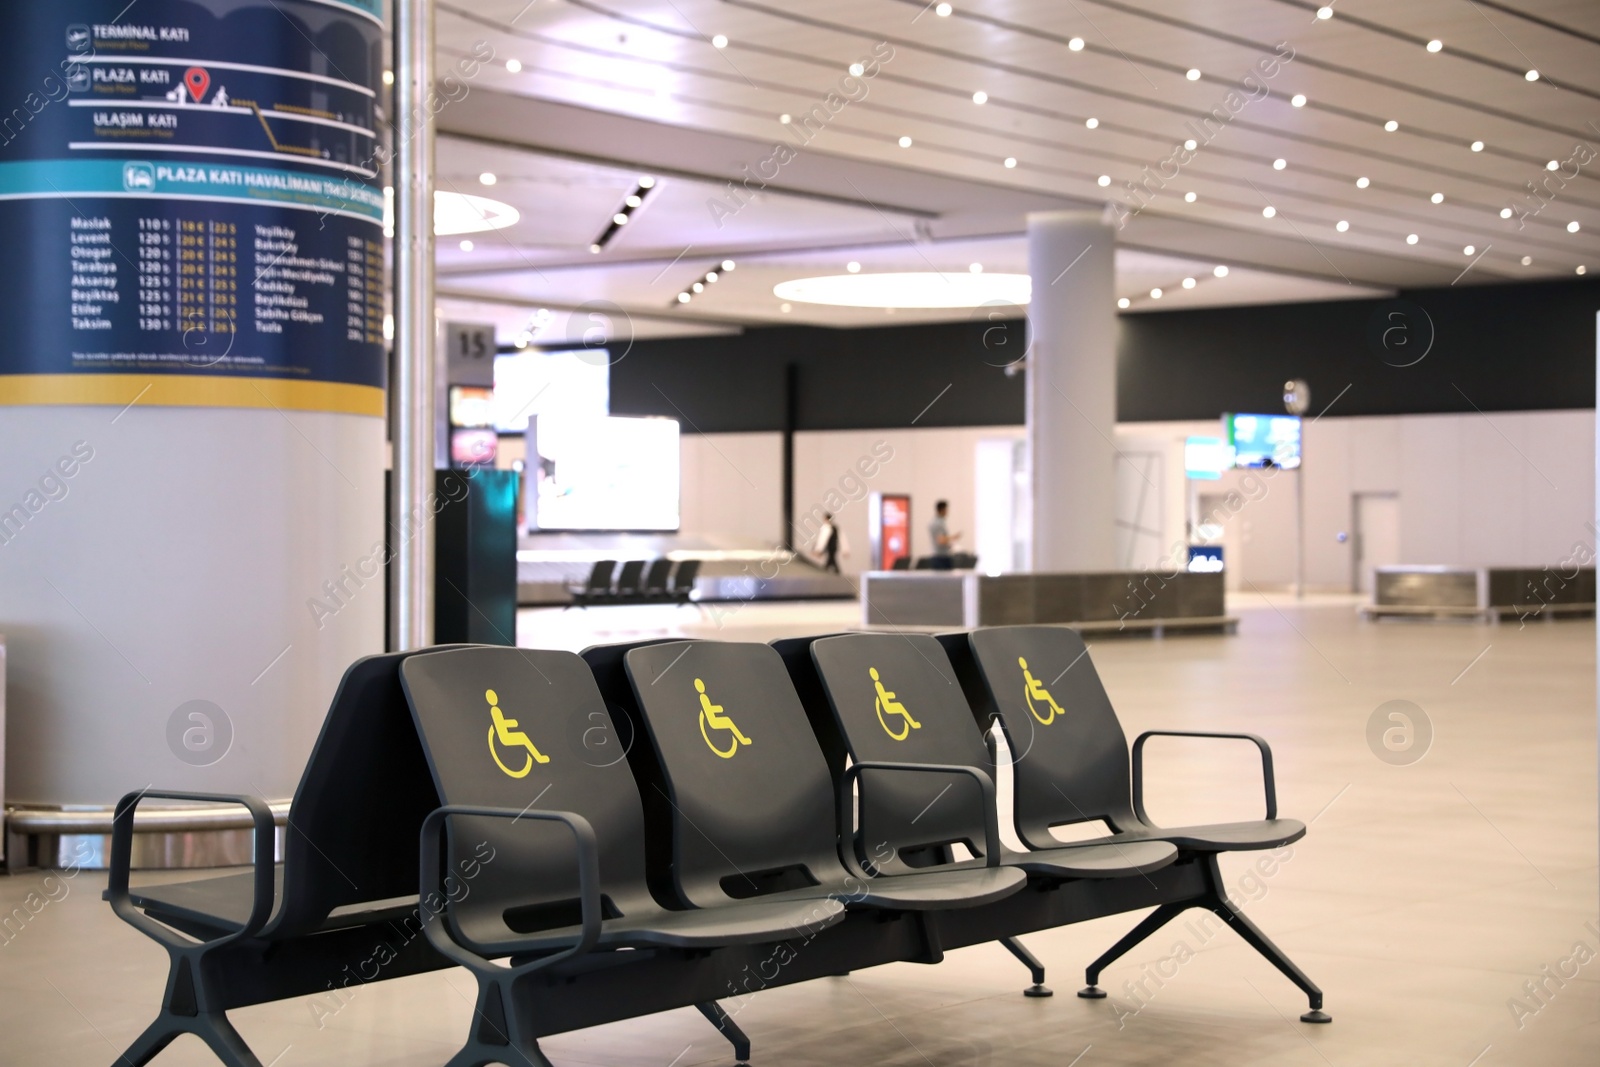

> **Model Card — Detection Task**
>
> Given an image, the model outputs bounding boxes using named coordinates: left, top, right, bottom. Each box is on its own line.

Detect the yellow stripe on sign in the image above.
left=0, top=375, right=385, bottom=417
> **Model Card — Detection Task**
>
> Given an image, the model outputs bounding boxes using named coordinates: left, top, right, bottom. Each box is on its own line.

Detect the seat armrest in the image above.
left=108, top=790, right=276, bottom=947
left=1130, top=730, right=1278, bottom=825
left=838, top=761, right=1002, bottom=878
left=419, top=805, right=601, bottom=974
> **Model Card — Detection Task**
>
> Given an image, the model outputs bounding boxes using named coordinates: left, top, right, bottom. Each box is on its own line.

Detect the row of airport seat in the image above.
left=106, top=625, right=1327, bottom=1067
left=565, top=558, right=700, bottom=608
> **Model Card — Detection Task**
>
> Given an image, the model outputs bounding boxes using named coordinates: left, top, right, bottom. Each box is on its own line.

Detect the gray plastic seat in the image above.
left=615, top=639, right=1025, bottom=912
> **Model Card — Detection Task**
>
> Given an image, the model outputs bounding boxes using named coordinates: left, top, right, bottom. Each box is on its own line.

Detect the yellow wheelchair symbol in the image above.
left=1018, top=657, right=1064, bottom=726
left=697, top=678, right=752, bottom=759
left=486, top=688, right=550, bottom=778
left=870, top=667, right=921, bottom=741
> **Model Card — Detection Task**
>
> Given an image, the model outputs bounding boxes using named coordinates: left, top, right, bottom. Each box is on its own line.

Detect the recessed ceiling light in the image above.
left=780, top=302, right=793, bottom=312
left=712, top=34, right=728, bottom=48
left=850, top=63, right=865, bottom=77
left=847, top=261, right=861, bottom=273
left=1426, top=40, right=1443, bottom=53
left=1003, top=157, right=1017, bottom=168
left=1184, top=191, right=1197, bottom=202
left=459, top=239, right=473, bottom=251
left=1068, top=37, right=1085, bottom=51
left=1097, top=174, right=1111, bottom=187
left=1471, top=140, right=1484, bottom=152
left=1522, top=256, right=1532, bottom=265
left=1578, top=265, right=1588, bottom=275
left=1085, top=117, right=1099, bottom=128
left=972, top=90, right=988, bottom=104
left=1384, top=120, right=1399, bottom=132
left=1569, top=221, right=1581, bottom=233
left=613, top=213, right=628, bottom=225
left=1151, top=287, right=1164, bottom=298
left=1463, top=245, right=1475, bottom=255
left=479, top=172, right=497, bottom=186
left=639, top=176, right=656, bottom=189
left=1525, top=69, right=1539, bottom=81
left=936, top=2, right=953, bottom=14
left=1406, top=234, right=1419, bottom=244
left=898, top=135, right=913, bottom=147
left=1118, top=297, right=1131, bottom=308
left=1262, top=206, right=1276, bottom=218
left=1213, top=265, right=1228, bottom=277
left=1356, top=176, right=1370, bottom=188
left=590, top=243, right=602, bottom=254
left=1273, top=158, right=1287, bottom=170
left=1182, top=277, right=1196, bottom=289
left=1336, top=220, right=1349, bottom=232
left=625, top=194, right=642, bottom=208
left=1291, top=94, right=1307, bottom=107
left=722, top=260, right=736, bottom=271
left=692, top=282, right=704, bottom=293
left=1186, top=68, right=1201, bottom=81
left=969, top=262, right=983, bottom=273
left=1500, top=208, right=1514, bottom=218
left=506, top=59, right=523, bottom=73
left=1431, top=192, right=1444, bottom=203
left=774, top=271, right=1032, bottom=308
left=1184, top=138, right=1198, bottom=150
left=706, top=271, right=719, bottom=282
left=677, top=293, right=690, bottom=303
left=382, top=70, right=394, bottom=86
left=1316, top=5, right=1333, bottom=18
left=1547, top=160, right=1560, bottom=171
left=780, top=113, right=791, bottom=124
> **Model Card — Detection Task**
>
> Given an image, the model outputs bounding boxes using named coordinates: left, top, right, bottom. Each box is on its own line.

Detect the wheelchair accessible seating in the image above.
left=106, top=626, right=1328, bottom=1067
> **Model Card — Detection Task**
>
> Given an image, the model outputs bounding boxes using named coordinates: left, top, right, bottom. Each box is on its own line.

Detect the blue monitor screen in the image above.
left=1227, top=413, right=1302, bottom=469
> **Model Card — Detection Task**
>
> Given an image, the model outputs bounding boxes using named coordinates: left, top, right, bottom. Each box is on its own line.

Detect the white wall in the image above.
left=680, top=432, right=785, bottom=547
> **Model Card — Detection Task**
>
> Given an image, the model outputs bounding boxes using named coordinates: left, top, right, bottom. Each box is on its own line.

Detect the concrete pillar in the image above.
left=1026, top=210, right=1118, bottom=571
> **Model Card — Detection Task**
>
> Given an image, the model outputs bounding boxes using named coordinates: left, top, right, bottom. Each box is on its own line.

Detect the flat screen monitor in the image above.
left=1184, top=435, right=1232, bottom=480
left=450, top=428, right=498, bottom=468
left=1187, top=544, right=1224, bottom=573
left=1227, top=413, right=1302, bottom=469
left=492, top=349, right=609, bottom=433
left=530, top=415, right=680, bottom=531
left=449, top=386, right=495, bottom=429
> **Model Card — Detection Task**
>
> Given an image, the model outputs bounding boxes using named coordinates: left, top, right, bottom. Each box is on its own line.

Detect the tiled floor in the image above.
left=3, top=596, right=1595, bottom=1066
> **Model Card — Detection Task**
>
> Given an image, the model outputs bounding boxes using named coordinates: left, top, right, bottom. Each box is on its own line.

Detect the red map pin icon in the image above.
left=184, top=67, right=210, bottom=102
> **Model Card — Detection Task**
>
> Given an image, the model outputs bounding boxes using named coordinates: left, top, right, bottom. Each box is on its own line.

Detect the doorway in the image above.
left=1352, top=493, right=1401, bottom=594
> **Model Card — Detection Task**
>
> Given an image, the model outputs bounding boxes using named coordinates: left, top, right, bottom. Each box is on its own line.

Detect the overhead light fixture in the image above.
left=1118, top=297, right=1131, bottom=308
left=1150, top=287, right=1163, bottom=298
left=677, top=292, right=691, bottom=303
left=849, top=63, right=865, bottom=77
left=1578, top=265, right=1588, bottom=275
left=1522, top=256, right=1532, bottom=265
left=625, top=194, right=643, bottom=208
left=722, top=259, right=736, bottom=271
left=847, top=261, right=861, bottom=273
left=898, top=135, right=913, bottom=148
left=969, top=262, right=983, bottom=273
left=506, top=59, right=522, bottom=72
left=1273, top=158, right=1287, bottom=170
left=1569, top=221, right=1582, bottom=233
left=691, top=282, right=704, bottom=293
left=1097, top=174, right=1111, bottom=187
left=1336, top=220, right=1349, bottom=232
left=1384, top=119, right=1399, bottom=132
left=1501, top=208, right=1513, bottom=218
left=1004, top=156, right=1017, bottom=168
left=1526, top=69, right=1539, bottom=81
left=479, top=172, right=497, bottom=186
left=936, top=2, right=953, bottom=14
left=773, top=271, right=1032, bottom=309
left=1068, top=37, right=1084, bottom=51
left=1471, top=140, right=1484, bottom=152
left=1291, top=94, right=1307, bottom=107
left=780, top=113, right=792, bottom=124
left=712, top=34, right=729, bottom=48
left=590, top=179, right=657, bottom=251
left=972, top=90, right=988, bottom=104
left=1186, top=68, right=1201, bottom=81
left=1262, top=206, right=1276, bottom=218
left=613, top=213, right=629, bottom=226
left=1182, top=277, right=1196, bottom=289
left=1356, top=176, right=1370, bottom=188
left=1426, top=40, right=1443, bottom=53
left=639, top=176, right=656, bottom=188
left=706, top=271, right=719, bottom=282
left=1213, top=265, right=1229, bottom=277
left=1431, top=192, right=1444, bottom=203
left=780, top=303, right=792, bottom=312
left=459, top=239, right=473, bottom=252
left=1184, top=191, right=1197, bottom=202
left=589, top=243, right=602, bottom=254
left=1406, top=234, right=1419, bottom=244
left=382, top=188, right=521, bottom=237
left=1316, top=6, right=1333, bottom=18
left=382, top=70, right=394, bottom=86
left=1463, top=245, right=1475, bottom=255
left=1085, top=117, right=1099, bottom=128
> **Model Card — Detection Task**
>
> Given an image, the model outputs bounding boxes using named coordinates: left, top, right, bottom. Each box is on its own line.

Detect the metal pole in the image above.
left=390, top=0, right=436, bottom=650
left=1295, top=466, right=1306, bottom=599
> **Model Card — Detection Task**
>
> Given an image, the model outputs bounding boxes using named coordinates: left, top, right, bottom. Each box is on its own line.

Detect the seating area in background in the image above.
left=565, top=557, right=700, bottom=608
left=890, top=552, right=979, bottom=570
left=105, top=625, right=1327, bottom=1067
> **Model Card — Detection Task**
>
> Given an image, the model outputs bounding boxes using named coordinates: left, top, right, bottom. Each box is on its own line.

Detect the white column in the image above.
left=1026, top=211, right=1118, bottom=572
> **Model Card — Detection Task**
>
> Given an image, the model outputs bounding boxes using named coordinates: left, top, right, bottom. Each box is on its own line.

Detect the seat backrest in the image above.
left=274, top=649, right=448, bottom=937
left=642, top=558, right=673, bottom=593
left=805, top=633, right=995, bottom=872
left=913, top=557, right=935, bottom=569
left=944, top=626, right=1135, bottom=850
left=622, top=641, right=843, bottom=908
left=669, top=558, right=701, bottom=591
left=588, top=560, right=617, bottom=591
left=891, top=557, right=910, bottom=571
left=614, top=559, right=645, bottom=594
left=400, top=647, right=656, bottom=945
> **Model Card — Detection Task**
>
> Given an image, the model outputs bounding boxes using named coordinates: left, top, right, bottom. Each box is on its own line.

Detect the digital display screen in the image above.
left=450, top=428, right=498, bottom=468
left=449, top=386, right=495, bottom=429
left=1184, top=435, right=1233, bottom=480
left=878, top=494, right=911, bottom=570
left=1227, top=413, right=1302, bottom=469
left=530, top=416, right=680, bottom=531
left=492, top=349, right=609, bottom=432
left=1187, top=544, right=1225, bottom=573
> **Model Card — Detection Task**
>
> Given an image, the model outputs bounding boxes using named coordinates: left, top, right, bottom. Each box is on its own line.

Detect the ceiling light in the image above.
left=1184, top=191, right=1197, bottom=203
left=1004, top=157, right=1017, bottom=168
left=1213, top=265, right=1228, bottom=277
left=973, top=90, right=988, bottom=104
left=1463, top=245, right=1475, bottom=255
left=613, top=213, right=628, bottom=225
left=1336, top=220, right=1349, bottom=232
left=898, top=135, right=913, bottom=147
left=382, top=70, right=394, bottom=86
left=692, top=282, right=704, bottom=293
left=677, top=293, right=690, bottom=303
left=1150, top=287, right=1163, bottom=298
left=1525, top=69, right=1539, bottom=81
left=780, top=302, right=792, bottom=312
left=1406, top=234, right=1419, bottom=244
left=1182, top=277, right=1196, bottom=289
left=706, top=271, right=719, bottom=282
left=383, top=188, right=521, bottom=236
left=848, top=63, right=866, bottom=77
left=1262, top=206, right=1276, bottom=218
left=936, top=2, right=953, bottom=14
left=1356, top=176, right=1370, bottom=188
left=773, top=271, right=1032, bottom=308
left=590, top=243, right=602, bottom=254
left=1471, top=140, right=1484, bottom=151
left=1186, top=68, right=1201, bottom=81
left=1431, top=192, right=1444, bottom=204
left=1068, top=37, right=1085, bottom=51
left=1522, top=255, right=1532, bottom=265
left=847, top=261, right=861, bottom=273
left=712, top=34, right=729, bottom=48
left=1384, top=120, right=1399, bottom=132
left=1085, top=117, right=1099, bottom=128
left=1501, top=208, right=1514, bottom=218
left=722, top=260, right=736, bottom=271
left=640, top=176, right=656, bottom=188
left=969, top=262, right=983, bottom=273
left=1118, top=297, right=1131, bottom=308
left=1184, top=138, right=1197, bottom=150
left=1426, top=40, right=1443, bottom=53
left=1273, top=158, right=1287, bottom=170
left=506, top=58, right=523, bottom=72
left=1316, top=6, right=1333, bottom=18
left=1569, top=221, right=1582, bottom=233
left=1291, top=94, right=1307, bottom=107
left=479, top=172, right=497, bottom=186
left=625, top=194, right=643, bottom=208
left=780, top=113, right=791, bottom=124
left=1577, top=265, right=1587, bottom=275
left=1548, top=160, right=1560, bottom=170
left=459, top=239, right=473, bottom=251
left=1097, top=174, right=1111, bottom=187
